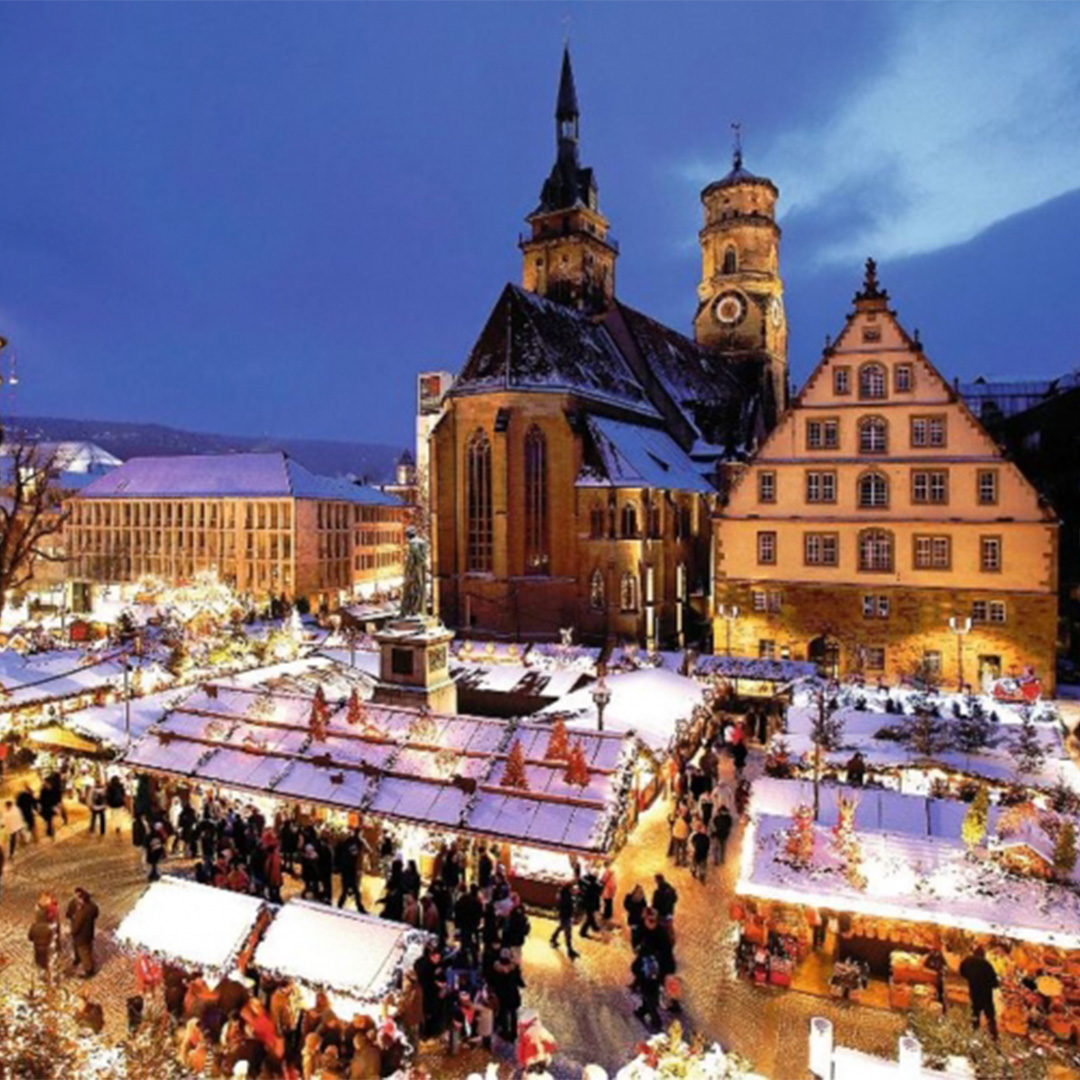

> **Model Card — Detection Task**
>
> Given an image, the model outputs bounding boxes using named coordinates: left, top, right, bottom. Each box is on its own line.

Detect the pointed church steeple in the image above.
left=556, top=46, right=579, bottom=142
left=520, top=47, right=617, bottom=312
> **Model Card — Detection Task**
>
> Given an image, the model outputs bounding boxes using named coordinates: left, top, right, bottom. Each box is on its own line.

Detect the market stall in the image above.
left=120, top=683, right=650, bottom=907
left=734, top=804, right=1080, bottom=1043
left=250, top=900, right=428, bottom=1019
left=114, top=876, right=269, bottom=981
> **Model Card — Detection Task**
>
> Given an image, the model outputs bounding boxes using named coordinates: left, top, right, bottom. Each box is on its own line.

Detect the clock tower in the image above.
left=693, top=143, right=787, bottom=418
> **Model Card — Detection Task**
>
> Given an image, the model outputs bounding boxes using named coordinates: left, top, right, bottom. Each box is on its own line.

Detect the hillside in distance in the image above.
left=7, top=415, right=406, bottom=483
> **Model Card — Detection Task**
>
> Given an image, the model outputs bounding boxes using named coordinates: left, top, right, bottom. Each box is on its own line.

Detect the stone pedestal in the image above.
left=372, top=617, right=458, bottom=715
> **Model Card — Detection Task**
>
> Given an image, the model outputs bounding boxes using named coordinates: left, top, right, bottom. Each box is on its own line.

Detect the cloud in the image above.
left=685, top=4, right=1080, bottom=266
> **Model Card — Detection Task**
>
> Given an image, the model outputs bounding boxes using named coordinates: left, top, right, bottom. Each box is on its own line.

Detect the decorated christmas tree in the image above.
left=346, top=688, right=365, bottom=727
left=1054, top=821, right=1077, bottom=882
left=1012, top=710, right=1047, bottom=774
left=309, top=685, right=330, bottom=741
left=501, top=740, right=529, bottom=790
left=832, top=795, right=866, bottom=889
left=545, top=718, right=570, bottom=761
left=962, top=785, right=990, bottom=850
left=784, top=804, right=815, bottom=869
left=564, top=740, right=590, bottom=787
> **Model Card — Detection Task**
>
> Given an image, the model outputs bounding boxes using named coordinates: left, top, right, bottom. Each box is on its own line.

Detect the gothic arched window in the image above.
left=523, top=425, right=549, bottom=574
left=589, top=568, right=605, bottom=611
left=858, top=416, right=888, bottom=454
left=858, top=529, right=894, bottom=572
left=621, top=503, right=638, bottom=539
left=857, top=471, right=889, bottom=509
left=620, top=571, right=640, bottom=612
left=859, top=363, right=888, bottom=400
left=466, top=429, right=493, bottom=572
left=722, top=246, right=737, bottom=274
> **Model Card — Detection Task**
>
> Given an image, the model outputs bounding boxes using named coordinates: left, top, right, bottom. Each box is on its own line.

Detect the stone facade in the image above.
left=714, top=263, right=1059, bottom=691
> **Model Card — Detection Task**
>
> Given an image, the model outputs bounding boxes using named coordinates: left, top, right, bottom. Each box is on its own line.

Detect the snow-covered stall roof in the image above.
left=253, top=901, right=427, bottom=1015
left=539, top=668, right=703, bottom=751
left=121, top=688, right=640, bottom=855
left=738, top=814, right=1080, bottom=950
left=215, top=655, right=375, bottom=699
left=0, top=648, right=153, bottom=710
left=314, top=647, right=381, bottom=679
left=451, top=662, right=587, bottom=701
left=60, top=687, right=189, bottom=750
left=696, top=656, right=816, bottom=683
left=115, top=877, right=267, bottom=977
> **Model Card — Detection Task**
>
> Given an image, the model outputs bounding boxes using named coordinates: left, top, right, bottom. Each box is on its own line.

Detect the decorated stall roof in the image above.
left=115, top=876, right=267, bottom=978
left=252, top=900, right=428, bottom=1016
left=451, top=662, right=587, bottom=702
left=0, top=647, right=159, bottom=710
left=739, top=814, right=1080, bottom=950
left=696, top=655, right=816, bottom=683
left=122, top=686, right=640, bottom=855
left=61, top=687, right=187, bottom=750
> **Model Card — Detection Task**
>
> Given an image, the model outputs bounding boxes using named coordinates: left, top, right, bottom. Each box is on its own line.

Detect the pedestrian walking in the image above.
left=335, top=829, right=367, bottom=912
left=29, top=911, right=56, bottom=984
left=960, top=946, right=1000, bottom=1041
left=580, top=869, right=602, bottom=939
left=66, top=887, right=100, bottom=977
left=669, top=808, right=690, bottom=867
left=89, top=783, right=107, bottom=836
left=3, top=799, right=24, bottom=859
left=600, top=863, right=617, bottom=924
left=549, top=882, right=580, bottom=959
left=711, top=803, right=733, bottom=865
left=690, top=820, right=710, bottom=882
left=16, top=784, right=38, bottom=841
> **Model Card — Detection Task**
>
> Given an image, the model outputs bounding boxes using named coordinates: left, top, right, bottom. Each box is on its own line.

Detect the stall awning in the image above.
left=27, top=725, right=103, bottom=756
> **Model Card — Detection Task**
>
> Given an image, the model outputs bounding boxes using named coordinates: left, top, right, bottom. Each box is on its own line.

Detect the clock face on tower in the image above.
left=713, top=290, right=748, bottom=327
left=770, top=295, right=785, bottom=329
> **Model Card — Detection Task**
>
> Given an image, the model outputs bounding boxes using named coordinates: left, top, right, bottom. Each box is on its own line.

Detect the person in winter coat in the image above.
left=89, top=783, right=107, bottom=836
left=300, top=845, right=322, bottom=900
left=579, top=870, right=603, bottom=939
left=960, top=946, right=999, bottom=1040
left=711, top=803, right=734, bottom=865
left=668, top=807, right=690, bottom=866
left=549, top=882, right=579, bottom=959
left=146, top=824, right=166, bottom=882
left=503, top=893, right=530, bottom=963
left=66, top=887, right=99, bottom=977
left=3, top=799, right=24, bottom=859
left=624, top=883, right=648, bottom=949
left=263, top=832, right=284, bottom=904
left=690, top=820, right=711, bottom=882
left=489, top=949, right=525, bottom=1041
left=29, top=912, right=55, bottom=981
left=16, top=784, right=38, bottom=840
left=335, top=829, right=367, bottom=912
left=652, top=874, right=678, bottom=922
left=634, top=950, right=663, bottom=1031
left=600, top=864, right=617, bottom=924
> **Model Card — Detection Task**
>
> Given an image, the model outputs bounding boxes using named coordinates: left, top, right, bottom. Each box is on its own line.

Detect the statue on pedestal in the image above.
left=399, top=526, right=428, bottom=620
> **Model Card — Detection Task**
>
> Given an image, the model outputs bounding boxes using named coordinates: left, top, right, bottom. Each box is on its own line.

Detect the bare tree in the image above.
left=0, top=438, right=70, bottom=623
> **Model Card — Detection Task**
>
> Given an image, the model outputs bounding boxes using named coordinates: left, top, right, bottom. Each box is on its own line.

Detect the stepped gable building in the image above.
left=431, top=48, right=784, bottom=645
left=67, top=451, right=404, bottom=611
left=713, top=261, right=1059, bottom=691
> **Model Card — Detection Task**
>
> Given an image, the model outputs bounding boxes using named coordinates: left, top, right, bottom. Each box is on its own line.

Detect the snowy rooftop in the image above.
left=0, top=647, right=157, bottom=709
left=78, top=451, right=399, bottom=505
left=739, top=814, right=1080, bottom=949
left=253, top=901, right=425, bottom=1009
left=61, top=686, right=190, bottom=750
left=539, top=667, right=704, bottom=751
left=580, top=416, right=713, bottom=494
left=121, top=681, right=639, bottom=854
left=452, top=662, right=587, bottom=701
left=115, top=876, right=266, bottom=976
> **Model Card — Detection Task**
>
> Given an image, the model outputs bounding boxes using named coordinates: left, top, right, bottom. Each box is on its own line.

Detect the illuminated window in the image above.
left=857, top=472, right=889, bottom=509
left=977, top=469, right=999, bottom=506
left=758, top=471, right=776, bottom=504
left=858, top=529, right=893, bottom=572
left=859, top=416, right=888, bottom=454
left=806, top=418, right=840, bottom=450
left=912, top=470, right=948, bottom=504
left=620, top=572, right=640, bottom=612
left=805, top=471, right=837, bottom=504
left=523, top=425, right=549, bottom=574
left=804, top=533, right=838, bottom=566
left=833, top=367, right=851, bottom=395
left=859, top=363, right=887, bottom=399
left=757, top=531, right=777, bottom=565
left=894, top=364, right=913, bottom=392
left=589, top=568, right=605, bottom=611
left=911, top=416, right=946, bottom=448
left=980, top=536, right=1002, bottom=572
left=466, top=429, right=493, bottom=572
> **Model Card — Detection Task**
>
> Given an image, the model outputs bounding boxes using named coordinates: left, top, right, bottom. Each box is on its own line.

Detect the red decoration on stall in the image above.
left=784, top=804, right=815, bottom=869
left=563, top=741, right=590, bottom=788
left=309, top=685, right=330, bottom=742
left=346, top=688, right=365, bottom=727
left=501, top=741, right=530, bottom=790
left=545, top=718, right=570, bottom=761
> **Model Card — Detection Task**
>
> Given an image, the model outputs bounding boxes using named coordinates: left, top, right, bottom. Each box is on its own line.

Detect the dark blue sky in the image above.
left=1, top=3, right=1077, bottom=447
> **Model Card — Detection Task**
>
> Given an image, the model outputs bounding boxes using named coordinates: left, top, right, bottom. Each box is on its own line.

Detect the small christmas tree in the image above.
left=165, top=641, right=189, bottom=678
left=309, top=685, right=329, bottom=741
left=962, top=785, right=990, bottom=850
left=832, top=795, right=866, bottom=889
left=784, top=804, right=815, bottom=869
left=904, top=708, right=951, bottom=758
left=501, top=741, right=529, bottom=790
left=953, top=709, right=994, bottom=755
left=545, top=718, right=570, bottom=761
left=1012, top=711, right=1047, bottom=774
left=564, top=740, right=590, bottom=787
left=1054, top=821, right=1077, bottom=881
left=346, top=688, right=365, bottom=727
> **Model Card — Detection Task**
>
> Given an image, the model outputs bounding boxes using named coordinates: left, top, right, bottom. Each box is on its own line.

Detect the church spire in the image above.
left=556, top=45, right=579, bottom=142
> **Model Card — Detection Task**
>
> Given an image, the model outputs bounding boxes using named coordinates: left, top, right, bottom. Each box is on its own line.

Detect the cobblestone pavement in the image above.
left=0, top=771, right=906, bottom=1079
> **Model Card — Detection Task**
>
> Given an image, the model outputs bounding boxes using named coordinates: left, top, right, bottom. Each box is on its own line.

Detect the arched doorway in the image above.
left=808, top=635, right=840, bottom=679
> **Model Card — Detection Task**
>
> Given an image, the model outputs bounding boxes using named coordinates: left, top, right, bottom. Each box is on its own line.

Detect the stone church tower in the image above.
left=693, top=142, right=788, bottom=420
left=519, top=48, right=618, bottom=312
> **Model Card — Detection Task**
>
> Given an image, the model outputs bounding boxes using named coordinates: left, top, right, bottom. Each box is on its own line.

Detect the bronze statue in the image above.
left=400, top=526, right=428, bottom=619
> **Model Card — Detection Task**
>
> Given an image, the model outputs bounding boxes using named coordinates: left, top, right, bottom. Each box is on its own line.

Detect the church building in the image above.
left=430, top=49, right=785, bottom=645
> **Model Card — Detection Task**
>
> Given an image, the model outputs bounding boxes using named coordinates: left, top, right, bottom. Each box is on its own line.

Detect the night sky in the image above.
left=1, top=3, right=1078, bottom=447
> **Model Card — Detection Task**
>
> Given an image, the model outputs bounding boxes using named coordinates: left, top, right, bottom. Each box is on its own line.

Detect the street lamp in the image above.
left=718, top=603, right=739, bottom=658
left=948, top=615, right=972, bottom=693
left=591, top=672, right=612, bottom=733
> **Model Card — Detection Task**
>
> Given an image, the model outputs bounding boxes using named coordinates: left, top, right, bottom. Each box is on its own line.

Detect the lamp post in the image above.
left=948, top=615, right=972, bottom=693
left=122, top=652, right=132, bottom=752
left=591, top=672, right=612, bottom=733
left=718, top=603, right=739, bottom=658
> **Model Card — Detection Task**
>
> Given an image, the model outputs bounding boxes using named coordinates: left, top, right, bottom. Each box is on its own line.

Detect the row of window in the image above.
left=588, top=565, right=689, bottom=614
left=832, top=361, right=913, bottom=400
left=805, top=414, right=947, bottom=452
left=588, top=502, right=694, bottom=542
left=750, top=591, right=1007, bottom=624
left=354, top=551, right=400, bottom=572
left=757, top=529, right=1003, bottom=573
left=71, top=500, right=295, bottom=531
left=759, top=467, right=999, bottom=508
left=71, top=555, right=294, bottom=589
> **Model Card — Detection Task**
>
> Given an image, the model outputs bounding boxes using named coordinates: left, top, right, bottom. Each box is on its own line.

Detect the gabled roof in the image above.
left=579, top=415, right=714, bottom=493
left=452, top=284, right=659, bottom=417
left=77, top=451, right=400, bottom=505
